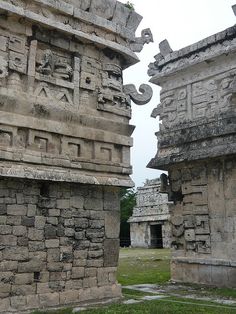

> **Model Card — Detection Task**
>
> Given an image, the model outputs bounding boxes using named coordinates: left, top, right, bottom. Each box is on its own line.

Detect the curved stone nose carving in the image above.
left=123, top=83, right=153, bottom=105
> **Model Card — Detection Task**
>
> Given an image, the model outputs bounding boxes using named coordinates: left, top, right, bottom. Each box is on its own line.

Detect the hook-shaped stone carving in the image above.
left=130, top=28, right=154, bottom=53
left=123, top=84, right=153, bottom=105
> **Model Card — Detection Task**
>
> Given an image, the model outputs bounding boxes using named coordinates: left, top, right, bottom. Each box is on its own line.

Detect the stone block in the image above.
left=74, top=218, right=89, bottom=229
left=13, top=225, right=27, bottom=236
left=85, top=268, right=97, bottom=277
left=0, top=224, right=12, bottom=235
left=71, top=267, right=85, bottom=279
left=26, top=294, right=40, bottom=310
left=59, top=290, right=79, bottom=305
left=15, top=273, right=34, bottom=285
left=12, top=284, right=36, bottom=296
left=48, top=208, right=60, bottom=216
left=47, top=248, right=60, bottom=262
left=47, top=217, right=58, bottom=225
left=90, top=0, right=116, bottom=19
left=88, top=250, right=103, bottom=259
left=29, top=241, right=45, bottom=251
left=7, top=204, right=27, bottom=216
left=35, top=216, right=46, bottom=229
left=126, top=10, right=143, bottom=32
left=65, top=279, right=83, bottom=290
left=0, top=204, right=7, bottom=215
left=104, top=239, right=119, bottom=267
left=105, top=211, right=120, bottom=238
left=89, top=220, right=104, bottom=229
left=0, top=234, right=17, bottom=246
left=28, top=228, right=44, bottom=241
left=74, top=250, right=88, bottom=259
left=104, top=187, right=120, bottom=211
left=112, top=2, right=130, bottom=26
left=10, top=296, right=27, bottom=310
left=22, top=216, right=35, bottom=227
left=211, top=265, right=229, bottom=286
left=18, top=236, right=29, bottom=247
left=84, top=198, right=103, bottom=211
left=27, top=204, right=37, bottom=217
left=45, top=224, right=57, bottom=239
left=57, top=199, right=70, bottom=209
left=18, top=260, right=43, bottom=272
left=86, top=259, right=103, bottom=268
left=0, top=261, right=18, bottom=271
left=47, top=262, right=63, bottom=272
left=97, top=269, right=109, bottom=286
left=70, top=196, right=84, bottom=209
left=0, top=216, right=6, bottom=224
left=83, top=277, right=97, bottom=288
left=0, top=298, right=10, bottom=312
left=3, top=247, right=28, bottom=261
left=45, top=239, right=60, bottom=248
left=39, top=292, right=60, bottom=307
left=7, top=216, right=21, bottom=225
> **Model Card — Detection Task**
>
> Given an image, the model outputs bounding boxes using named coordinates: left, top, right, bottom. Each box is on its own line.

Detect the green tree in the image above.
left=120, top=188, right=136, bottom=247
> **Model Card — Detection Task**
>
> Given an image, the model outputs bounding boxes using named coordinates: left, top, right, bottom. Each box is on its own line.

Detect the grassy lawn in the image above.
left=117, top=248, right=171, bottom=285
left=33, top=299, right=236, bottom=314
left=33, top=248, right=236, bottom=314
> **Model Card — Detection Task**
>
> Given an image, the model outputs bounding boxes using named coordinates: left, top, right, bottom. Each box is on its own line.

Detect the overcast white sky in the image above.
left=120, top=0, right=236, bottom=188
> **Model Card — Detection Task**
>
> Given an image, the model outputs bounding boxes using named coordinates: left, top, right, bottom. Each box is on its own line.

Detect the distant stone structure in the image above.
left=0, top=0, right=153, bottom=312
left=128, top=179, right=171, bottom=249
left=148, top=6, right=236, bottom=287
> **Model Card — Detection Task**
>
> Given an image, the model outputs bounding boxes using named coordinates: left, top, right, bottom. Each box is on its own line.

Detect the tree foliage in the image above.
left=120, top=188, right=136, bottom=246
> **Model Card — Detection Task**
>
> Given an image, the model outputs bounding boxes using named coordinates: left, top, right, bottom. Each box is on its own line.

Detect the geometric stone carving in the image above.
left=0, top=1, right=153, bottom=311
left=148, top=17, right=236, bottom=287
left=9, top=51, right=27, bottom=74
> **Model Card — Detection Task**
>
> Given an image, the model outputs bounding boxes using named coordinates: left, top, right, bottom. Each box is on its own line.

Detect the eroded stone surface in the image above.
left=0, top=0, right=153, bottom=312
left=148, top=9, right=236, bottom=288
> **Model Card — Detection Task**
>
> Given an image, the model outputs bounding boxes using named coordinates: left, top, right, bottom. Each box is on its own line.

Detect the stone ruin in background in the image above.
left=0, top=0, right=153, bottom=312
left=128, top=178, right=171, bottom=249
left=148, top=5, right=236, bottom=288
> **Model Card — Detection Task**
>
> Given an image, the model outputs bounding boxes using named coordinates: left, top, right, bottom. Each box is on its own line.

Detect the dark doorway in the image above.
left=150, top=224, right=163, bottom=248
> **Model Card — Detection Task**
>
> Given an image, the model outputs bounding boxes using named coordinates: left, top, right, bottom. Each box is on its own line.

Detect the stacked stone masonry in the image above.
left=0, top=0, right=153, bottom=312
left=0, top=178, right=121, bottom=312
left=148, top=8, right=236, bottom=288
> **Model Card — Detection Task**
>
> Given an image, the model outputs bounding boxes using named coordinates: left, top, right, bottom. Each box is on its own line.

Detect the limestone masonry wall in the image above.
left=0, top=178, right=121, bottom=312
left=0, top=0, right=153, bottom=311
left=148, top=8, right=236, bottom=287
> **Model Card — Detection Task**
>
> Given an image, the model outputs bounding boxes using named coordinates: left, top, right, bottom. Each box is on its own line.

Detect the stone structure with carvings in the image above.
left=148, top=7, right=236, bottom=287
left=0, top=0, right=153, bottom=312
left=128, top=178, right=171, bottom=249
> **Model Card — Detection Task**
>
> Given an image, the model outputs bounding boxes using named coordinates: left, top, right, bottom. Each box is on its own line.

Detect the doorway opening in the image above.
left=150, top=224, right=163, bottom=248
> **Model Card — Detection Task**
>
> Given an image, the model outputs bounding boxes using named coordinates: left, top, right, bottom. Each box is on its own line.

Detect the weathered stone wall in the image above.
left=148, top=13, right=236, bottom=287
left=129, top=179, right=171, bottom=248
left=0, top=0, right=153, bottom=311
left=169, top=159, right=236, bottom=287
left=0, top=178, right=121, bottom=312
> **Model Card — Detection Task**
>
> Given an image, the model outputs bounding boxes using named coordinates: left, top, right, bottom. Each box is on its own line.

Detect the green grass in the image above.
left=122, top=287, right=155, bottom=299
left=117, top=248, right=171, bottom=286
left=81, top=299, right=236, bottom=314
left=32, top=248, right=236, bottom=314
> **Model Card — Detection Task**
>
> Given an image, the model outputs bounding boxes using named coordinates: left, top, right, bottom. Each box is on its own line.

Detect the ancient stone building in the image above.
left=0, top=0, right=153, bottom=312
left=128, top=178, right=171, bottom=248
left=148, top=8, right=236, bottom=287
